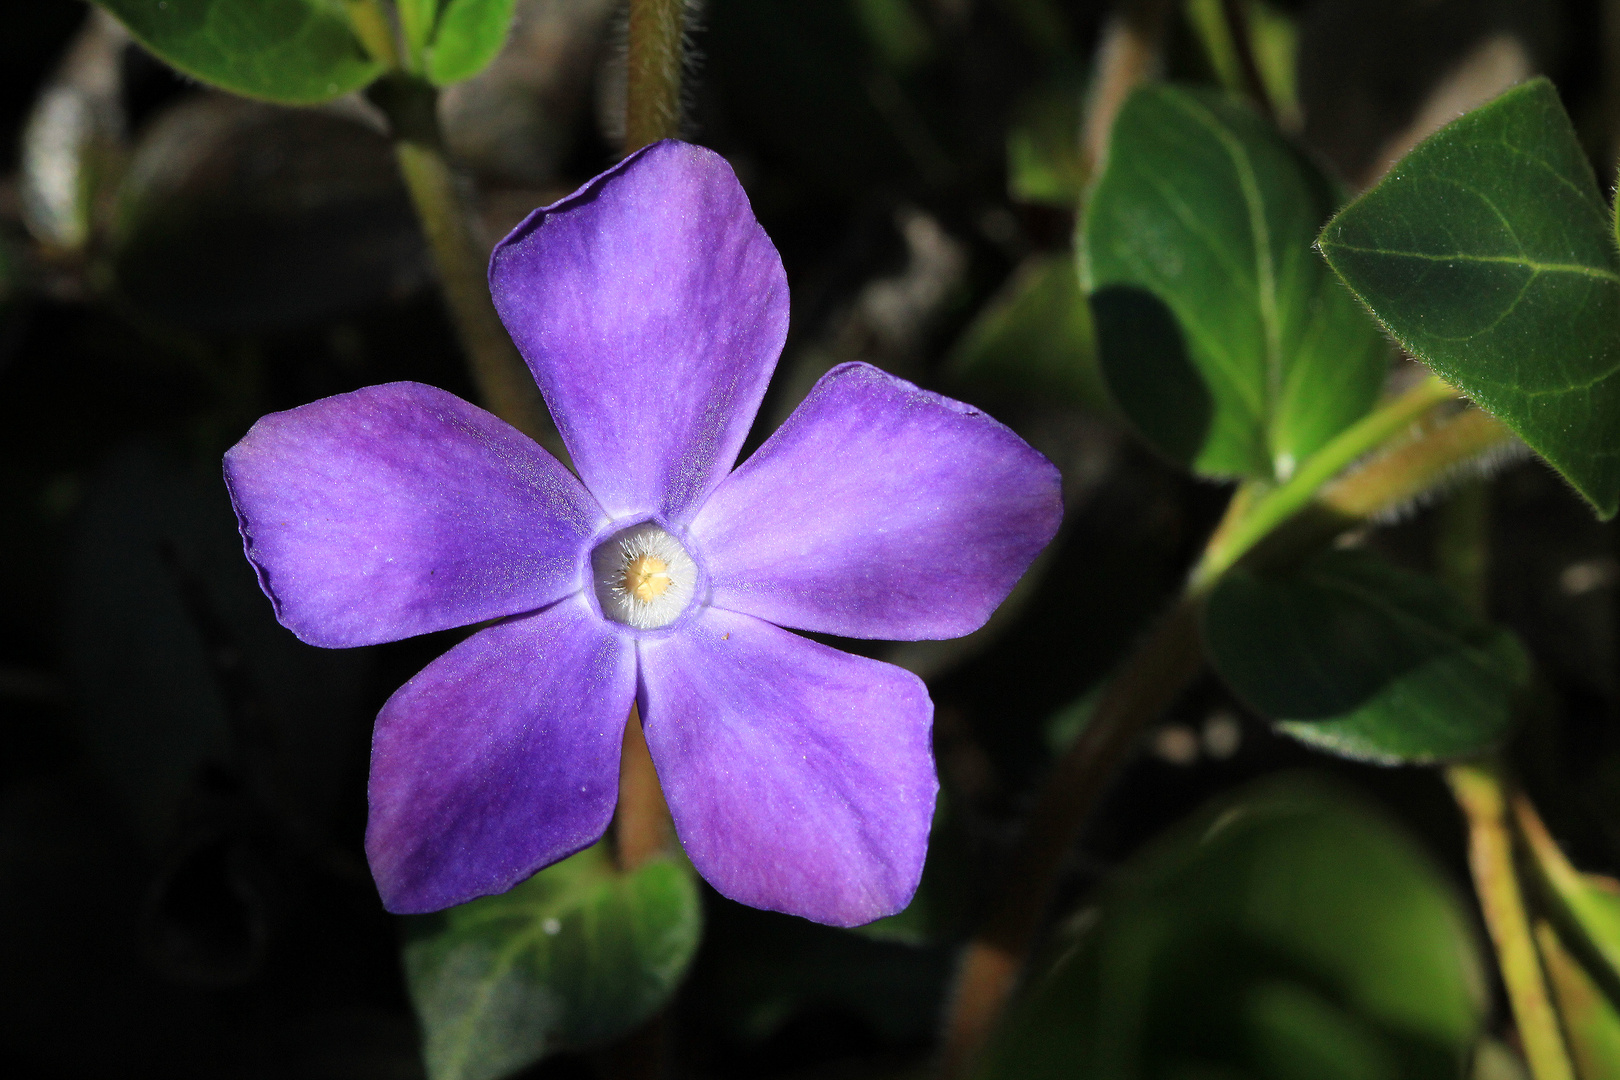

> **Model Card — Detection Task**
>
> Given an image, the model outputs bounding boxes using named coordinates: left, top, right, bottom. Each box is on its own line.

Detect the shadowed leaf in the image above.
left=1203, top=549, right=1529, bottom=763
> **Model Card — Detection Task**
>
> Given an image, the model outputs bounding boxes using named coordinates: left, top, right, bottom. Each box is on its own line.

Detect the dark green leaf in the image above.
left=426, top=0, right=516, bottom=86
left=94, top=0, right=382, bottom=105
left=1318, top=78, right=1620, bottom=520
left=404, top=845, right=701, bottom=1080
left=1082, top=84, right=1387, bottom=479
left=1203, top=548, right=1529, bottom=763
left=945, top=255, right=1108, bottom=411
left=976, top=774, right=1487, bottom=1080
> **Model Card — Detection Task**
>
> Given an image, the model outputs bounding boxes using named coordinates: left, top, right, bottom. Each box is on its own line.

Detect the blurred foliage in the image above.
left=977, top=774, right=1488, bottom=1080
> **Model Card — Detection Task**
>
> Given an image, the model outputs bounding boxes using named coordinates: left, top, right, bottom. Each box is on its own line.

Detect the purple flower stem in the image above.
left=612, top=0, right=688, bottom=883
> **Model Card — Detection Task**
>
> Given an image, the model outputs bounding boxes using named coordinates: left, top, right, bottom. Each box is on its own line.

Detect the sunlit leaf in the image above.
left=976, top=774, right=1487, bottom=1080
left=404, top=846, right=701, bottom=1080
left=1203, top=549, right=1529, bottom=763
left=94, top=0, right=382, bottom=105
left=1319, top=78, right=1620, bottom=519
left=1082, top=83, right=1387, bottom=480
left=426, top=0, right=516, bottom=86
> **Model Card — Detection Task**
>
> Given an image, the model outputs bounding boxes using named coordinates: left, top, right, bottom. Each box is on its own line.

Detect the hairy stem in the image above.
left=373, top=77, right=560, bottom=452
left=1448, top=762, right=1577, bottom=1080
left=937, top=391, right=1519, bottom=1078
left=1189, top=375, right=1457, bottom=593
left=611, top=0, right=686, bottom=881
left=625, top=0, right=685, bottom=152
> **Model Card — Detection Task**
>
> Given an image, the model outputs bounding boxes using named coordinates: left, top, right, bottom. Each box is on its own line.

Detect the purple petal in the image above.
left=489, top=140, right=789, bottom=522
left=638, top=608, right=936, bottom=926
left=366, top=595, right=636, bottom=913
left=223, top=382, right=605, bottom=648
left=690, top=363, right=1063, bottom=640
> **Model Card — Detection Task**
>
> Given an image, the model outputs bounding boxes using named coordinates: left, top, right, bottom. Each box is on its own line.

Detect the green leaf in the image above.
left=1318, top=78, right=1620, bottom=520
left=1082, top=83, right=1387, bottom=480
left=93, top=0, right=383, bottom=105
left=976, top=774, right=1487, bottom=1080
left=426, top=0, right=517, bottom=86
left=945, top=254, right=1108, bottom=412
left=1203, top=548, right=1530, bottom=763
left=404, top=846, right=702, bottom=1080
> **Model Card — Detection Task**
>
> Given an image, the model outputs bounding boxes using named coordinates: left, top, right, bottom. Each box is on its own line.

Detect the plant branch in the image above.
left=936, top=597, right=1202, bottom=1080
left=371, top=77, right=561, bottom=453
left=610, top=0, right=686, bottom=884
left=1448, top=762, right=1577, bottom=1080
left=625, top=0, right=685, bottom=152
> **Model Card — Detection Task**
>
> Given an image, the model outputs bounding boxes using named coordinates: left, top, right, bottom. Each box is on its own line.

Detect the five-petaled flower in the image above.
left=222, top=141, right=1062, bottom=927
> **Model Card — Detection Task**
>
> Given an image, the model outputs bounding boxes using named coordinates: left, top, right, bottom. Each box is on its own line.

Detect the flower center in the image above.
left=591, top=522, right=697, bottom=630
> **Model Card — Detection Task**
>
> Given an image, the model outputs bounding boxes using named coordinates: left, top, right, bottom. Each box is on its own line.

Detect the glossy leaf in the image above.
left=1082, top=83, right=1387, bottom=479
left=404, top=846, right=702, bottom=1080
left=93, top=0, right=382, bottom=105
left=946, top=255, right=1108, bottom=412
left=1203, top=549, right=1530, bottom=763
left=1319, top=78, right=1620, bottom=520
left=427, top=0, right=518, bottom=86
left=976, top=774, right=1487, bottom=1080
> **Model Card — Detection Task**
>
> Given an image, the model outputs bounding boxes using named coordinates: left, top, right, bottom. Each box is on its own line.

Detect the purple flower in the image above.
left=222, top=141, right=1062, bottom=926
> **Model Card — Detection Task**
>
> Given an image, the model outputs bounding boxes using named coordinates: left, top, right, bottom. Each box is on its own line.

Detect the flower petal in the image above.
left=638, top=608, right=936, bottom=926
left=366, top=595, right=636, bottom=913
left=489, top=140, right=789, bottom=522
left=691, top=363, right=1063, bottom=640
left=223, top=382, right=605, bottom=648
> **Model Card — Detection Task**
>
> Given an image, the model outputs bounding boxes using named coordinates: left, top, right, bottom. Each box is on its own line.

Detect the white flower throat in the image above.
left=591, top=522, right=698, bottom=630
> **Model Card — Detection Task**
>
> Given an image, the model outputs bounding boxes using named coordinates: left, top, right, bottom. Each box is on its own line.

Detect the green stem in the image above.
left=625, top=0, right=685, bottom=151
left=1189, top=374, right=1457, bottom=593
left=371, top=77, right=560, bottom=453
left=1448, top=762, right=1577, bottom=1080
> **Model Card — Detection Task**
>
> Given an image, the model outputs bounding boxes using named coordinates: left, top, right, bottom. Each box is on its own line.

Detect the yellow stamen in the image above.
left=623, top=554, right=671, bottom=602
